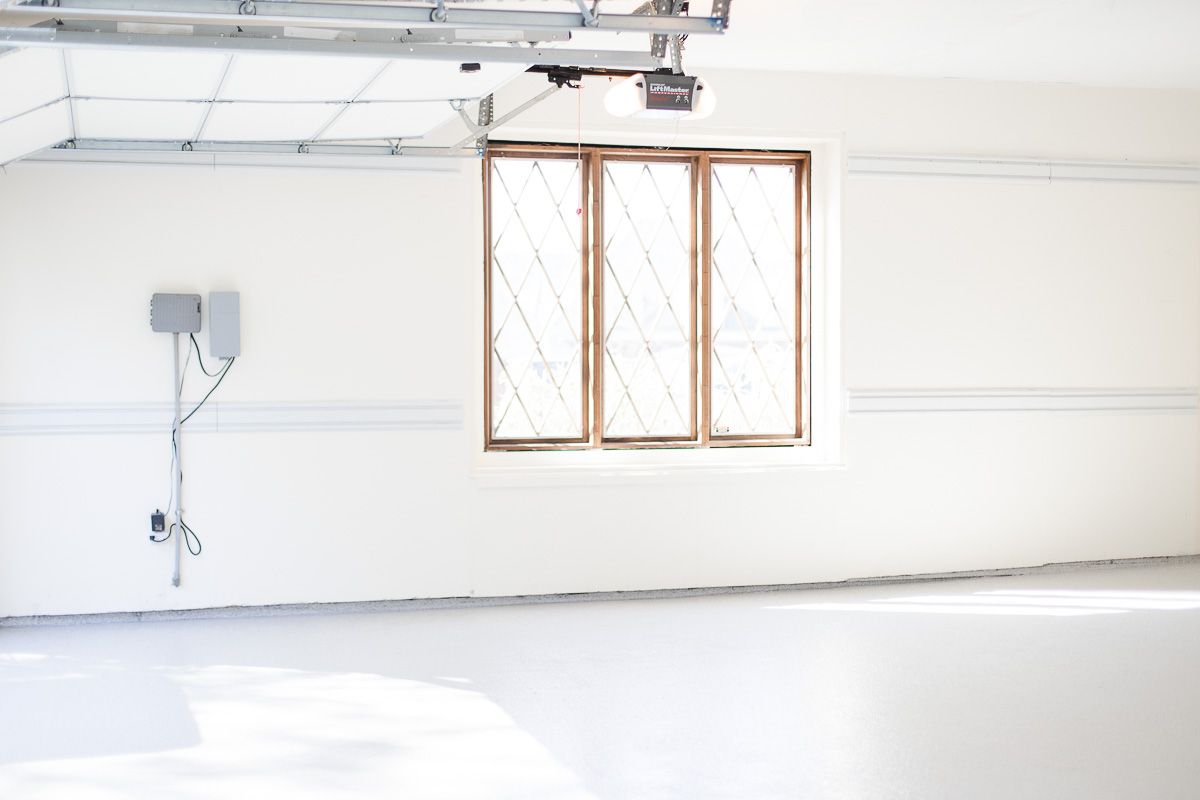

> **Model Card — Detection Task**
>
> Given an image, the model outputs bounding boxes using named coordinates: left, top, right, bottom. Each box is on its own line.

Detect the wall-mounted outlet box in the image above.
left=150, top=294, right=201, bottom=333
left=209, top=292, right=241, bottom=358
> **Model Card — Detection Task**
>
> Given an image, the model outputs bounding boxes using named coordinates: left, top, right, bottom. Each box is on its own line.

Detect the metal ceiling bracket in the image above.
left=478, top=95, right=494, bottom=126
left=474, top=93, right=494, bottom=155
left=711, top=0, right=732, bottom=30
left=668, top=34, right=683, bottom=74
left=650, top=12, right=668, bottom=57
left=649, top=0, right=686, bottom=60
left=573, top=0, right=599, bottom=28
left=449, top=84, right=560, bottom=152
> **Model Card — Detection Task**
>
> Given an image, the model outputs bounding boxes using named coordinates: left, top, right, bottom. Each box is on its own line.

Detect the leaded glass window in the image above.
left=485, top=146, right=808, bottom=451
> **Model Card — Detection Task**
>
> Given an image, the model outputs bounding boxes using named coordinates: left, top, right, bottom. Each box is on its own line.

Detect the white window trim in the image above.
left=468, top=130, right=845, bottom=484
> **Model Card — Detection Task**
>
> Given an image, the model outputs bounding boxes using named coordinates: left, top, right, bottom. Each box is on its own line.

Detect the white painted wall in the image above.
left=1, top=69, right=1198, bottom=617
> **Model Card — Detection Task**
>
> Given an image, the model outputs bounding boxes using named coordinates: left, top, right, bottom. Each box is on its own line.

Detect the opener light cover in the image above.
left=604, top=73, right=716, bottom=121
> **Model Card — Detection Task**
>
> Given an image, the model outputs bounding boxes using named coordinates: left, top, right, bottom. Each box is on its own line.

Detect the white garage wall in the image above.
left=1, top=69, right=1198, bottom=617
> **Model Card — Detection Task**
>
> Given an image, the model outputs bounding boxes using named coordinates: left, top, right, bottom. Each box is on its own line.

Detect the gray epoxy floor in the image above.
left=3, top=562, right=1200, bottom=799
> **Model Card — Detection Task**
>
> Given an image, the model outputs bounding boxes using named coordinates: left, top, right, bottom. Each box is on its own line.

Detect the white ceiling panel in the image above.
left=68, top=50, right=229, bottom=101
left=360, top=59, right=530, bottom=102
left=200, top=102, right=338, bottom=141
left=318, top=101, right=457, bottom=140
left=681, top=0, right=1200, bottom=90
left=0, top=43, right=539, bottom=160
left=0, top=49, right=68, bottom=123
left=0, top=99, right=71, bottom=165
left=218, top=55, right=386, bottom=102
left=74, top=99, right=209, bottom=140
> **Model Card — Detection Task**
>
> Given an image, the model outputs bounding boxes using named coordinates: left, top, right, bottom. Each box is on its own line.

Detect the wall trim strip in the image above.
left=0, top=400, right=463, bottom=435
left=848, top=155, right=1200, bottom=184
left=0, top=390, right=1192, bottom=435
left=19, top=152, right=1200, bottom=184
left=848, top=388, right=1199, bottom=414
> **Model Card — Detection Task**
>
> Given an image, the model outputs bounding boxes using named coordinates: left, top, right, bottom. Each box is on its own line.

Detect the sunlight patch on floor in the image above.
left=767, top=589, right=1200, bottom=617
left=0, top=663, right=596, bottom=800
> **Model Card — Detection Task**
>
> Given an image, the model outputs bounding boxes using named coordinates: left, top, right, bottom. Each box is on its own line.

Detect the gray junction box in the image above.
left=209, top=292, right=241, bottom=359
left=150, top=294, right=201, bottom=333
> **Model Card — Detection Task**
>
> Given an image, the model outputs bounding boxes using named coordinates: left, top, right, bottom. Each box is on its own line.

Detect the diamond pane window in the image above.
left=483, top=145, right=807, bottom=451
left=602, top=160, right=694, bottom=439
left=488, top=155, right=586, bottom=441
left=710, top=162, right=798, bottom=437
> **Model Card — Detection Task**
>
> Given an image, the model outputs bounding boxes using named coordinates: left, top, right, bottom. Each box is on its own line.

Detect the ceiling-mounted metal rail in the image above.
left=3, top=0, right=729, bottom=35
left=27, top=139, right=477, bottom=171
left=52, top=139, right=477, bottom=157
left=0, top=24, right=666, bottom=70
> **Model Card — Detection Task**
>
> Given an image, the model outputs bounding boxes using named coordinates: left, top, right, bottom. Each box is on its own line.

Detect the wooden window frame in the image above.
left=484, top=142, right=811, bottom=452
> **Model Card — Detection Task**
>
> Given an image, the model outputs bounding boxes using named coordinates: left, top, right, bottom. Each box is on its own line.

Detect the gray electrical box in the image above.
left=209, top=292, right=241, bottom=358
left=150, top=293, right=201, bottom=333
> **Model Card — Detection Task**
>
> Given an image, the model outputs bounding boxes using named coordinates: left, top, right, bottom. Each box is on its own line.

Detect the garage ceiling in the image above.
left=0, top=0, right=726, bottom=165
left=682, top=0, right=1200, bottom=90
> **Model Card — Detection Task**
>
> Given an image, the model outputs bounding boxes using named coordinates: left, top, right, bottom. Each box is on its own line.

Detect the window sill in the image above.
left=484, top=437, right=809, bottom=452
left=470, top=445, right=845, bottom=487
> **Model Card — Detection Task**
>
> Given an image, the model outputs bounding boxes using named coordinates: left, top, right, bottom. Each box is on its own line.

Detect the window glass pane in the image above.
left=601, top=160, right=694, bottom=438
left=710, top=162, right=797, bottom=436
left=489, top=157, right=585, bottom=440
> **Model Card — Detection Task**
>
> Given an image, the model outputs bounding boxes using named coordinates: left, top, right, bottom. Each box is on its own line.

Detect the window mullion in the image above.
left=795, top=156, right=808, bottom=441
left=699, top=152, right=712, bottom=446
left=687, top=154, right=700, bottom=442
left=589, top=150, right=604, bottom=448
left=578, top=151, right=593, bottom=446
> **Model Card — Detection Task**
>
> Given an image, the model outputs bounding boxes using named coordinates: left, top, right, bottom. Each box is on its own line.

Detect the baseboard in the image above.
left=4, top=553, right=1197, bottom=628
